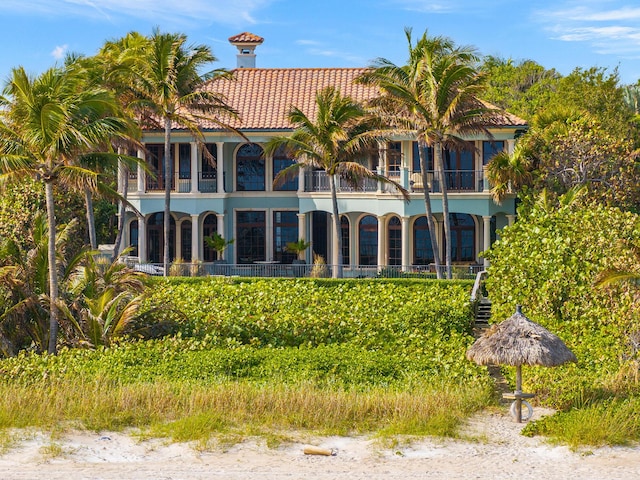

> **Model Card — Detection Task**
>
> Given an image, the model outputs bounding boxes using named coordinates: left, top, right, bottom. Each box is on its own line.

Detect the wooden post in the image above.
left=516, top=364, right=523, bottom=423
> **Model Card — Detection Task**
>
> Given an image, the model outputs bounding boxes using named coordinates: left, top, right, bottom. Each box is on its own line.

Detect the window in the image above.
left=444, top=142, right=475, bottom=190
left=181, top=220, right=192, bottom=262
left=483, top=141, right=504, bottom=166
left=359, top=215, right=378, bottom=266
left=412, top=142, right=434, bottom=172
left=273, top=146, right=298, bottom=191
left=236, top=143, right=265, bottom=191
left=388, top=216, right=402, bottom=266
left=236, top=211, right=265, bottom=263
left=413, top=216, right=434, bottom=265
left=178, top=144, right=191, bottom=179
left=200, top=144, right=217, bottom=193
left=387, top=142, right=402, bottom=174
left=129, top=220, right=138, bottom=256
left=341, top=216, right=350, bottom=265
left=146, top=144, right=174, bottom=190
left=202, top=214, right=217, bottom=262
left=273, top=211, right=298, bottom=263
left=147, top=213, right=175, bottom=264
left=449, top=213, right=475, bottom=262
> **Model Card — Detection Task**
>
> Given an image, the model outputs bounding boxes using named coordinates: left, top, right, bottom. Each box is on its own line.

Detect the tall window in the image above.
left=273, top=211, right=298, bottom=263
left=129, top=220, right=138, bottom=256
left=444, top=142, right=474, bottom=190
left=147, top=213, right=175, bottom=264
left=273, top=146, right=298, bottom=191
left=388, top=216, right=402, bottom=266
left=236, top=143, right=265, bottom=191
left=387, top=142, right=402, bottom=174
left=359, top=215, right=378, bottom=266
left=236, top=211, right=266, bottom=263
left=341, top=216, right=350, bottom=265
left=202, top=214, right=217, bottom=262
left=181, top=220, right=192, bottom=262
left=449, top=213, right=475, bottom=262
left=483, top=141, right=504, bottom=166
left=413, top=216, right=434, bottom=265
left=178, top=144, right=191, bottom=179
left=200, top=144, right=217, bottom=193
left=412, top=142, right=434, bottom=172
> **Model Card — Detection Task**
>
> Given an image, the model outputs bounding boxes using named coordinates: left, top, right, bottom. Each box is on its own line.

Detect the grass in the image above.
left=0, top=376, right=493, bottom=448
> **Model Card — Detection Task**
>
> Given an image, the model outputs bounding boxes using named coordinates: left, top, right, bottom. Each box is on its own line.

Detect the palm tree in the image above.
left=0, top=66, right=131, bottom=354
left=264, top=86, right=408, bottom=278
left=120, top=29, right=241, bottom=275
left=359, top=28, right=495, bottom=278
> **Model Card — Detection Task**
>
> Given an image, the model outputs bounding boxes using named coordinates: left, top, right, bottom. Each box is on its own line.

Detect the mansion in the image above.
left=121, top=33, right=526, bottom=272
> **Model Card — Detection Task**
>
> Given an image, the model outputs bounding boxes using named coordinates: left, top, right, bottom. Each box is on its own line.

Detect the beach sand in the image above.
left=1, top=407, right=639, bottom=480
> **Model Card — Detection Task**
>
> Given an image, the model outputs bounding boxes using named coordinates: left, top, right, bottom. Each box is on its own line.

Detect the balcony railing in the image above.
left=409, top=170, right=486, bottom=193
left=199, top=171, right=217, bottom=193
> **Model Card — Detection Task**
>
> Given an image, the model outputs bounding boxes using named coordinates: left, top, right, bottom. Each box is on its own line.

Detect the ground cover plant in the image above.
left=0, top=278, right=494, bottom=446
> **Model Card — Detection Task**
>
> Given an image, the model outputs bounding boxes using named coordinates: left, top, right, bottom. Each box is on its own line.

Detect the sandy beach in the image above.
left=1, top=407, right=639, bottom=480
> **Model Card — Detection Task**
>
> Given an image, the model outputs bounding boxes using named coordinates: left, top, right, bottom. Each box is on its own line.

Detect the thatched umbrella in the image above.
left=467, top=305, right=577, bottom=421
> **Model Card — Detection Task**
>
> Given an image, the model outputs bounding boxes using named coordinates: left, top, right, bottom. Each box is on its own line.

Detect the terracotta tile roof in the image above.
left=199, top=68, right=375, bottom=130
left=193, top=67, right=527, bottom=131
left=228, top=32, right=264, bottom=44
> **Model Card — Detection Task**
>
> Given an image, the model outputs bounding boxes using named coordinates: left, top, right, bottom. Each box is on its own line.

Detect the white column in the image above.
left=482, top=216, right=492, bottom=268
left=190, top=142, right=198, bottom=193
left=137, top=148, right=145, bottom=193
left=401, top=216, right=410, bottom=271
left=138, top=214, right=147, bottom=262
left=216, top=142, right=225, bottom=193
left=191, top=214, right=200, bottom=261
left=506, top=214, right=516, bottom=226
left=298, top=167, right=305, bottom=193
left=377, top=215, right=385, bottom=267
left=217, top=214, right=226, bottom=260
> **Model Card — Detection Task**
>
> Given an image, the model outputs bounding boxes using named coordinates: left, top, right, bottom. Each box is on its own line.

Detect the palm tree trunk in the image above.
left=329, top=173, right=343, bottom=278
left=435, top=143, right=452, bottom=279
left=84, top=186, right=98, bottom=249
left=45, top=181, right=60, bottom=355
left=163, top=117, right=172, bottom=276
left=419, top=140, right=443, bottom=279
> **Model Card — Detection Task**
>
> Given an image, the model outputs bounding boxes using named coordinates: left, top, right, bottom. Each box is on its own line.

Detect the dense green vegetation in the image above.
left=486, top=195, right=640, bottom=446
left=0, top=279, right=495, bottom=443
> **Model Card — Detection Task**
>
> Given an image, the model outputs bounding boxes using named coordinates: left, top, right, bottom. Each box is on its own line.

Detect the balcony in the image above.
left=127, top=171, right=219, bottom=194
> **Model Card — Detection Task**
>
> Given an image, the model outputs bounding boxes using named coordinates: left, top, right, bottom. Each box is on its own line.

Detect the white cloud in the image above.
left=536, top=2, right=640, bottom=56
left=51, top=44, right=68, bottom=60
left=0, top=0, right=273, bottom=26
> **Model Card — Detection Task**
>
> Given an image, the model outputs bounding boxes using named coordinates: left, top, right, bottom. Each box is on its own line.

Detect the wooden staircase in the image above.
left=475, top=299, right=492, bottom=326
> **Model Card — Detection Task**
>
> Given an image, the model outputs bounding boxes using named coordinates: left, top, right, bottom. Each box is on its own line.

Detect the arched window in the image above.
left=341, top=216, right=350, bottom=265
left=449, top=213, right=475, bottom=262
left=129, top=220, right=138, bottom=256
left=147, top=213, right=175, bottom=264
left=181, top=220, right=192, bottom=262
left=388, top=216, right=402, bottom=266
left=359, top=215, right=378, bottom=266
left=236, top=143, right=265, bottom=191
left=202, top=214, right=217, bottom=262
left=273, top=146, right=298, bottom=191
left=413, top=216, right=434, bottom=265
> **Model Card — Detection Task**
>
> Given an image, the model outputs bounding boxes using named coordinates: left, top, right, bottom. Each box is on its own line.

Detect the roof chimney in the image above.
left=228, top=32, right=264, bottom=69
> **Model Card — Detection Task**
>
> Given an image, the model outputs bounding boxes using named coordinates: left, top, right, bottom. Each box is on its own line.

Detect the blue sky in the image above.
left=1, top=0, right=640, bottom=85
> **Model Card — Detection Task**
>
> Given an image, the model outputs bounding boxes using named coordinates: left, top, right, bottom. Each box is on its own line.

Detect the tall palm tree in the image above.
left=0, top=66, right=131, bottom=354
left=264, top=86, right=408, bottom=278
left=359, top=28, right=495, bottom=278
left=121, top=29, right=241, bottom=275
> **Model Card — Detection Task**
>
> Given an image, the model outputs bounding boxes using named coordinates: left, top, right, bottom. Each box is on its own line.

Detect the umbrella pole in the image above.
left=515, top=365, right=522, bottom=423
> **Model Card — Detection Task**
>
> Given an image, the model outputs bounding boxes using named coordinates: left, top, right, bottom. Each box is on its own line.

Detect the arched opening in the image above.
left=236, top=143, right=265, bottom=191
left=413, top=216, right=434, bottom=265
left=359, top=215, right=378, bottom=266
left=448, top=213, right=475, bottom=262
left=147, top=213, right=175, bottom=264
left=340, top=216, right=350, bottom=265
left=387, top=216, right=402, bottom=266
left=181, top=220, right=192, bottom=262
left=202, top=214, right=218, bottom=262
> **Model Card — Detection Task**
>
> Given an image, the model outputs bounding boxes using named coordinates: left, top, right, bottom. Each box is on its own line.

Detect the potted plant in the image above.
left=286, top=238, right=311, bottom=264
left=204, top=232, right=234, bottom=263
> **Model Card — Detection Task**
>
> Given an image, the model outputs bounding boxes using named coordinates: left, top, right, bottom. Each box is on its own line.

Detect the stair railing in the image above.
left=470, top=270, right=488, bottom=302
